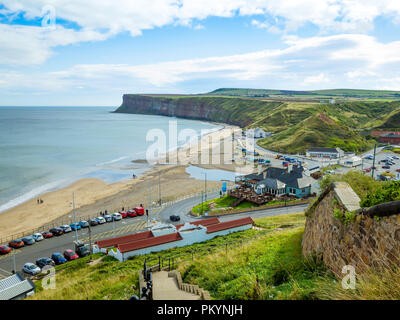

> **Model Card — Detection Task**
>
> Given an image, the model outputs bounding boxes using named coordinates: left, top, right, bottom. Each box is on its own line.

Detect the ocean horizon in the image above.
left=0, top=106, right=221, bottom=213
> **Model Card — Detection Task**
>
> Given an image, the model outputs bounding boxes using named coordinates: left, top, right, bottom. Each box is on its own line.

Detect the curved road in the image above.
left=0, top=192, right=308, bottom=276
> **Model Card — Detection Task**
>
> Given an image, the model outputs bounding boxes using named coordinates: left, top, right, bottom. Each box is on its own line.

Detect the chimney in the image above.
left=257, top=164, right=262, bottom=175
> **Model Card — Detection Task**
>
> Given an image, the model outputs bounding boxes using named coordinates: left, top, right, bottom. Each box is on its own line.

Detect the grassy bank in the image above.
left=177, top=214, right=335, bottom=300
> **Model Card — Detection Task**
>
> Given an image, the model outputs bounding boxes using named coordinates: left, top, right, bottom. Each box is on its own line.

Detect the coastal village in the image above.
left=1, top=92, right=400, bottom=301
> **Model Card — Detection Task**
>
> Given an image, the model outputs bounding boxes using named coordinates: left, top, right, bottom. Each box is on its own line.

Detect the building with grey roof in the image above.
left=0, top=272, right=35, bottom=300
left=306, top=147, right=344, bottom=159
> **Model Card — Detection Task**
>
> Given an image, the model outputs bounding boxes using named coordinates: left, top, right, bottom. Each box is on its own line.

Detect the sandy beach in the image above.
left=0, top=123, right=243, bottom=240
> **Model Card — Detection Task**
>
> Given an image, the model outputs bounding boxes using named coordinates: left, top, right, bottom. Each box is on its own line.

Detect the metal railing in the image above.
left=0, top=187, right=224, bottom=245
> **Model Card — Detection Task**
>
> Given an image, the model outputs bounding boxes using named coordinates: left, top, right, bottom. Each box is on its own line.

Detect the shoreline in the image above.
left=0, top=121, right=240, bottom=239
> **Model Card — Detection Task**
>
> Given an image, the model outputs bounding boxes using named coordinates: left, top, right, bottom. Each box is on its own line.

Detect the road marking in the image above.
left=0, top=249, right=21, bottom=261
left=0, top=267, right=12, bottom=276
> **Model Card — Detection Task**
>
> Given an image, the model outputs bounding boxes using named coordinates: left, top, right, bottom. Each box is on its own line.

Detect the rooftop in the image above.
left=307, top=147, right=343, bottom=153
left=0, top=273, right=35, bottom=300
left=206, top=217, right=254, bottom=234
left=118, top=232, right=183, bottom=253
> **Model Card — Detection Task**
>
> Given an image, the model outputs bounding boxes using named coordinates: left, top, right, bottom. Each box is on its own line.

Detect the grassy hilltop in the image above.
left=116, top=88, right=400, bottom=154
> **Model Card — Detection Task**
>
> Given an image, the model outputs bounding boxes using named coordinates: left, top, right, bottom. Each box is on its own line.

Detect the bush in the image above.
left=360, top=181, right=400, bottom=207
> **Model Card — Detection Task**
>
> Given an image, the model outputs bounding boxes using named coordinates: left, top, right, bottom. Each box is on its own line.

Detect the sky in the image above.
left=1, top=1, right=400, bottom=106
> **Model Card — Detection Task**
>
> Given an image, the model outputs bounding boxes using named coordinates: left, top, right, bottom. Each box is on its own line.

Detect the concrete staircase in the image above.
left=151, top=271, right=211, bottom=300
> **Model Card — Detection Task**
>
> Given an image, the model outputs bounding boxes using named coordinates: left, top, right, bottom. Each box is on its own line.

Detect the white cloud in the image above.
left=2, top=33, right=400, bottom=96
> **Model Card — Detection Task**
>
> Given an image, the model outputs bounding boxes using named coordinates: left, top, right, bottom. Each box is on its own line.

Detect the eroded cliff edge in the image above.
left=113, top=94, right=282, bottom=127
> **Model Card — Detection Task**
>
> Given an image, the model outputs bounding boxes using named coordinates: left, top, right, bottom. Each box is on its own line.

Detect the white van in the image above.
left=111, top=212, right=122, bottom=221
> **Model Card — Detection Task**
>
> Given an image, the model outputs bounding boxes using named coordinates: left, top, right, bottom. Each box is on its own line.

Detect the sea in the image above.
left=0, top=106, right=222, bottom=213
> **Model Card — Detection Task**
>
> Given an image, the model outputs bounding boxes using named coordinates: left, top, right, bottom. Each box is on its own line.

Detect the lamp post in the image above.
left=72, top=192, right=78, bottom=242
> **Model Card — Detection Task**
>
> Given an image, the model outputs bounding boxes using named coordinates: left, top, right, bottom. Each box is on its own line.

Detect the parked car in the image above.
left=382, top=165, right=391, bottom=169
left=392, top=155, right=400, bottom=160
left=89, top=218, right=99, bottom=226
left=41, top=231, right=54, bottom=239
left=135, top=207, right=145, bottom=216
left=22, top=263, right=41, bottom=275
left=60, top=225, right=72, bottom=233
left=364, top=154, right=373, bottom=160
left=170, top=215, right=180, bottom=222
left=79, top=220, right=89, bottom=228
left=35, top=257, right=55, bottom=268
left=0, top=245, right=12, bottom=255
left=75, top=241, right=90, bottom=257
left=104, top=214, right=113, bottom=222
left=49, top=227, right=64, bottom=236
left=63, top=249, right=79, bottom=261
left=119, top=211, right=128, bottom=219
left=396, top=169, right=400, bottom=173
left=9, top=239, right=24, bottom=249
left=51, top=252, right=67, bottom=265
left=96, top=216, right=106, bottom=224
left=127, top=210, right=137, bottom=217
left=32, top=233, right=44, bottom=242
left=364, top=168, right=371, bottom=172
left=111, top=213, right=122, bottom=221
left=70, top=222, right=81, bottom=231
left=22, top=236, right=35, bottom=245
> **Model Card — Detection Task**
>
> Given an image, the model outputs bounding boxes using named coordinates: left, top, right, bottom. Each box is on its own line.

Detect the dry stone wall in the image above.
left=302, top=182, right=400, bottom=276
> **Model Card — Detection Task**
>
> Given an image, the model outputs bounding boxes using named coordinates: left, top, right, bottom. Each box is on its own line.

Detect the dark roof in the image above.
left=176, top=217, right=220, bottom=230
left=0, top=273, right=35, bottom=300
left=118, top=232, right=183, bottom=253
left=206, top=217, right=254, bottom=234
left=95, top=230, right=153, bottom=248
left=307, top=147, right=343, bottom=153
left=241, top=165, right=312, bottom=189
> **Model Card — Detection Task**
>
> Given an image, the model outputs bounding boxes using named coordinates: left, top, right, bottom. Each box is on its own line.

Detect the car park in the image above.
left=104, top=214, right=113, bottom=222
left=63, top=249, right=79, bottom=261
left=170, top=215, right=180, bottom=222
left=35, top=257, right=55, bottom=268
left=32, top=233, right=44, bottom=242
left=96, top=216, right=106, bottom=224
left=51, top=252, right=67, bottom=265
left=22, top=236, right=36, bottom=245
left=111, top=213, right=122, bottom=221
left=41, top=231, right=54, bottom=239
left=60, top=225, right=72, bottom=233
left=8, top=239, right=25, bottom=248
left=70, top=222, right=81, bottom=231
left=79, top=220, right=89, bottom=228
left=49, top=227, right=64, bottom=236
left=22, top=263, right=41, bottom=275
left=0, top=245, right=12, bottom=255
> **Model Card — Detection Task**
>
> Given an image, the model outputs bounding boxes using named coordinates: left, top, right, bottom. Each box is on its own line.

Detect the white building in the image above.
left=93, top=217, right=254, bottom=261
left=306, top=147, right=345, bottom=159
left=342, top=156, right=362, bottom=167
left=245, top=128, right=270, bottom=139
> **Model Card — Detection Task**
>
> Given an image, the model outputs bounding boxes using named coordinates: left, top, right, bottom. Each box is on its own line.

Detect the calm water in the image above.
left=0, top=106, right=221, bottom=212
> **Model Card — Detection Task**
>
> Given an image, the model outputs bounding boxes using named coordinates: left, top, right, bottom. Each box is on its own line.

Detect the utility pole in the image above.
left=371, top=144, right=377, bottom=179
left=204, top=172, right=207, bottom=203
left=158, top=171, right=161, bottom=206
left=88, top=225, right=93, bottom=260
left=148, top=186, right=151, bottom=227
left=12, top=252, right=16, bottom=274
left=72, top=192, right=78, bottom=242
left=201, top=191, right=204, bottom=215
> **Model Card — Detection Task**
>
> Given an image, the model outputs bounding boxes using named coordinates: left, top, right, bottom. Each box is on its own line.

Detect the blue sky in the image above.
left=1, top=1, right=400, bottom=106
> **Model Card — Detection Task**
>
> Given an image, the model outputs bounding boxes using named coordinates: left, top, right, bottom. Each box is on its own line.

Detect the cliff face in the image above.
left=114, top=94, right=281, bottom=127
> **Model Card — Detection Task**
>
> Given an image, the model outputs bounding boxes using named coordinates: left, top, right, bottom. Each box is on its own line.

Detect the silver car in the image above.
left=96, top=216, right=106, bottom=224
left=32, top=233, right=44, bottom=241
left=60, top=224, right=72, bottom=233
left=104, top=214, right=113, bottom=222
left=22, top=262, right=41, bottom=275
left=111, top=213, right=122, bottom=221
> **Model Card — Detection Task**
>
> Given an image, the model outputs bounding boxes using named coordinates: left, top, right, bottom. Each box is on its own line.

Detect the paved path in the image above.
left=152, top=271, right=201, bottom=300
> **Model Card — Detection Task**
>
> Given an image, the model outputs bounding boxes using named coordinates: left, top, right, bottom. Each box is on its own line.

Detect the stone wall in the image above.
left=302, top=182, right=400, bottom=276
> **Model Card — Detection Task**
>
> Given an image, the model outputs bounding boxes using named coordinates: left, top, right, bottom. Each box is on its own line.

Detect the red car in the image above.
left=396, top=169, right=400, bottom=173
left=364, top=168, right=371, bottom=172
left=119, top=211, right=128, bottom=219
left=135, top=207, right=145, bottom=216
left=8, top=239, right=25, bottom=249
left=63, top=249, right=79, bottom=261
left=127, top=210, right=137, bottom=217
left=0, top=245, right=12, bottom=255
left=42, top=231, right=54, bottom=239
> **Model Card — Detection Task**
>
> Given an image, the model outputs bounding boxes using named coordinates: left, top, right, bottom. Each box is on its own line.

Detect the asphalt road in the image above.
left=0, top=215, right=149, bottom=276
left=0, top=190, right=308, bottom=276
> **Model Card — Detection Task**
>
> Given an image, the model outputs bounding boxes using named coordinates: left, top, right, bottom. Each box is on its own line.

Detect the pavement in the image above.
left=152, top=271, right=201, bottom=300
